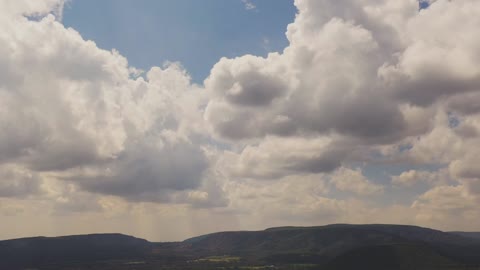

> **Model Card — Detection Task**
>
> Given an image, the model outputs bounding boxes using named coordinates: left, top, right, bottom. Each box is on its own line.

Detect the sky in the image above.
left=62, top=0, right=296, bottom=83
left=1, top=0, right=480, bottom=242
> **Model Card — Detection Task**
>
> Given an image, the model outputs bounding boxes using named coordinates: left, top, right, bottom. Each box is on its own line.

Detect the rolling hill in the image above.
left=451, top=231, right=480, bottom=240
left=1, top=224, right=479, bottom=269
left=0, top=233, right=152, bottom=268
left=182, top=224, right=480, bottom=266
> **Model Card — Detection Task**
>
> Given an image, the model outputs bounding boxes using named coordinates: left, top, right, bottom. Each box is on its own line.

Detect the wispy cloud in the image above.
left=242, top=0, right=256, bottom=11
left=261, top=37, right=270, bottom=51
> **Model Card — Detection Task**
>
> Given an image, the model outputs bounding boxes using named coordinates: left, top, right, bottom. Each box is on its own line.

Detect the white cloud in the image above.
left=330, top=167, right=384, bottom=196
left=412, top=185, right=480, bottom=231
left=3, top=0, right=480, bottom=239
left=392, top=169, right=450, bottom=187
left=0, top=164, right=42, bottom=198
left=203, top=0, right=480, bottom=231
left=220, top=136, right=349, bottom=180
left=0, top=2, right=224, bottom=209
left=242, top=0, right=256, bottom=11
left=0, top=0, right=65, bottom=19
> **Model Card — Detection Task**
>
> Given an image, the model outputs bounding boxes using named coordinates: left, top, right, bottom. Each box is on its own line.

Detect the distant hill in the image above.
left=0, top=233, right=152, bottom=268
left=450, top=231, right=480, bottom=240
left=1, top=224, right=480, bottom=269
left=324, top=244, right=459, bottom=270
left=183, top=224, right=480, bottom=265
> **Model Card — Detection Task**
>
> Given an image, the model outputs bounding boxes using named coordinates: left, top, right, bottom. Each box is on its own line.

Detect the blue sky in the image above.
left=61, top=0, right=431, bottom=195
left=4, top=0, right=480, bottom=241
left=63, top=0, right=296, bottom=83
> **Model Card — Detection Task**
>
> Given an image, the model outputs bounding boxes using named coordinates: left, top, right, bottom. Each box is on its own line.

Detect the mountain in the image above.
left=0, top=233, right=152, bottom=268
left=1, top=224, right=480, bottom=269
left=324, top=244, right=459, bottom=270
left=183, top=224, right=480, bottom=266
left=450, top=231, right=480, bottom=240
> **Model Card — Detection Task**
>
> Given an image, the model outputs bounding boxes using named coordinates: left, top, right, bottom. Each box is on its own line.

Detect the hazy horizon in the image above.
left=2, top=222, right=479, bottom=243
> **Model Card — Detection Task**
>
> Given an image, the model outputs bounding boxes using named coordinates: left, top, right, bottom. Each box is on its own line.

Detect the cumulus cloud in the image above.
left=75, top=138, right=209, bottom=202
left=0, top=165, right=41, bottom=198
left=207, top=0, right=480, bottom=191
left=206, top=0, right=480, bottom=147
left=3, top=0, right=480, bottom=238
left=0, top=1, right=223, bottom=209
left=202, top=0, right=480, bottom=231
left=206, top=17, right=407, bottom=143
left=380, top=1, right=480, bottom=106
left=224, top=174, right=345, bottom=224
left=391, top=169, right=450, bottom=187
left=330, top=168, right=383, bottom=195
left=0, top=0, right=65, bottom=19
left=412, top=185, right=480, bottom=230
left=220, top=136, right=350, bottom=180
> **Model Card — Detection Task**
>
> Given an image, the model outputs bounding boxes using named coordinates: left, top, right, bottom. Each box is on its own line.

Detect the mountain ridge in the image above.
left=1, top=224, right=480, bottom=269
left=3, top=224, right=479, bottom=243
